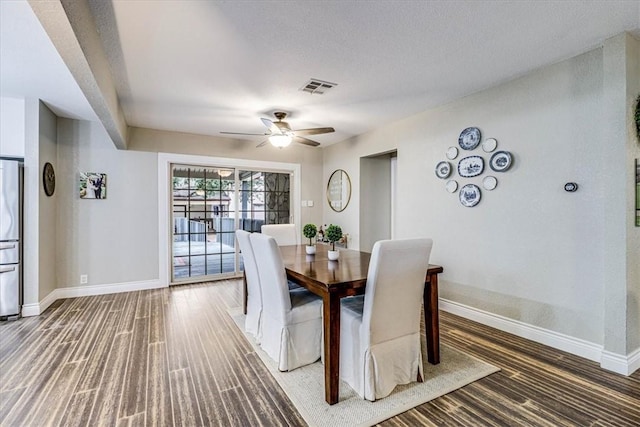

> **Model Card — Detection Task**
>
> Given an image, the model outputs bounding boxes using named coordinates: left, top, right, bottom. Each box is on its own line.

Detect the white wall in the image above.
left=0, top=97, right=25, bottom=157
left=324, top=47, right=612, bottom=348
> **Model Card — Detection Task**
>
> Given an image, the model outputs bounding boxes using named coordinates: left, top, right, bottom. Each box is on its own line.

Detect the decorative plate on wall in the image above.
left=43, top=162, right=55, bottom=197
left=489, top=151, right=513, bottom=172
left=435, top=161, right=452, bottom=179
left=483, top=176, right=498, bottom=190
left=458, top=127, right=481, bottom=150
left=446, top=180, right=458, bottom=193
left=457, top=156, right=484, bottom=178
left=459, top=184, right=481, bottom=207
left=446, top=146, right=459, bottom=160
left=482, top=138, right=498, bottom=153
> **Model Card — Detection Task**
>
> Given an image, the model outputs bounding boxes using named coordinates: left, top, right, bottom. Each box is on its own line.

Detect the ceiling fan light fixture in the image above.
left=269, top=134, right=292, bottom=148
left=217, top=169, right=233, bottom=177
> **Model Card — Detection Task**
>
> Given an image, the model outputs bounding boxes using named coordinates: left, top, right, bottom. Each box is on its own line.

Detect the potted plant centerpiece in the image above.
left=326, top=224, right=342, bottom=261
left=302, top=223, right=318, bottom=255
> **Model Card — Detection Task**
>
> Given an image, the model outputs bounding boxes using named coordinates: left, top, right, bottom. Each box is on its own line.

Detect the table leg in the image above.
left=323, top=292, right=341, bottom=405
left=243, top=271, right=248, bottom=315
left=424, top=273, right=440, bottom=364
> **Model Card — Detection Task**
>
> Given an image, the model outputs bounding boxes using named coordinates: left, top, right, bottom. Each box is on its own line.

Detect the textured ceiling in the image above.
left=2, top=1, right=640, bottom=148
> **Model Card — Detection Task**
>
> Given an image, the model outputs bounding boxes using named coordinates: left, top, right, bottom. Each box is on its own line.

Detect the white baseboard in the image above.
left=601, top=347, right=640, bottom=376
left=440, top=298, right=638, bottom=376
left=21, top=279, right=166, bottom=317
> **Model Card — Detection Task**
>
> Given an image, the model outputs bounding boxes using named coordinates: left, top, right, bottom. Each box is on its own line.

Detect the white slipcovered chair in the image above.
left=250, top=232, right=323, bottom=371
left=261, top=223, right=297, bottom=246
left=339, top=238, right=433, bottom=401
left=236, top=230, right=262, bottom=341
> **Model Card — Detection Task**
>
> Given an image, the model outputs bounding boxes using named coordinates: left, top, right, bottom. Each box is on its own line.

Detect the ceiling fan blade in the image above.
left=220, top=131, right=267, bottom=136
left=256, top=139, right=269, bottom=148
left=261, top=118, right=281, bottom=134
left=293, top=136, right=321, bottom=147
left=292, top=127, right=335, bottom=136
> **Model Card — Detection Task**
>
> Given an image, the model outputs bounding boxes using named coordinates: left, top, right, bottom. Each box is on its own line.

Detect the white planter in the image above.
left=328, top=249, right=340, bottom=261
left=305, top=245, right=316, bottom=255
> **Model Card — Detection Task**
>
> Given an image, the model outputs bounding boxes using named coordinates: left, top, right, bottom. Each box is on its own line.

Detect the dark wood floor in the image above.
left=0, top=280, right=638, bottom=427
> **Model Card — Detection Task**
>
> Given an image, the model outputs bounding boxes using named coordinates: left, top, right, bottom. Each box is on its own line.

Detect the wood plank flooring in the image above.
left=0, top=279, right=638, bottom=426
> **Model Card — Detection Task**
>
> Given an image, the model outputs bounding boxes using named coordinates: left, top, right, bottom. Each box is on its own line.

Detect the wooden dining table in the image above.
left=277, top=244, right=444, bottom=405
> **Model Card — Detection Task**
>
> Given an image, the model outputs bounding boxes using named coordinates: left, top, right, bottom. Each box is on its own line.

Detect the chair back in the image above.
left=250, top=232, right=292, bottom=321
left=236, top=230, right=260, bottom=299
left=236, top=230, right=262, bottom=333
left=362, top=238, right=433, bottom=346
left=261, top=224, right=297, bottom=246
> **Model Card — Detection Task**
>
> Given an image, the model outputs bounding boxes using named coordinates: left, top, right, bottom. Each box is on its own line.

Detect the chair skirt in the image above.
left=340, top=301, right=423, bottom=401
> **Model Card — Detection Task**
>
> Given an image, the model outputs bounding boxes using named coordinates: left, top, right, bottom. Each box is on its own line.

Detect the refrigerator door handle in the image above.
left=0, top=243, right=17, bottom=250
left=0, top=266, right=16, bottom=274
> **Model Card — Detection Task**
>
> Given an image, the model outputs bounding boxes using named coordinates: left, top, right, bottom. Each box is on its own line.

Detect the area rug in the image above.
left=228, top=307, right=500, bottom=427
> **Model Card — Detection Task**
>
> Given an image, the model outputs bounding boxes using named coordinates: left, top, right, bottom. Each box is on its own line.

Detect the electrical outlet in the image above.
left=80, top=274, right=88, bottom=284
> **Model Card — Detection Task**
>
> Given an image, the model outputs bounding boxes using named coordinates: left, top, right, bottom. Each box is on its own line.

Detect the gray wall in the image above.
left=359, top=154, right=392, bottom=252
left=38, top=102, right=58, bottom=300
left=323, top=36, right=639, bottom=359
left=56, top=119, right=158, bottom=288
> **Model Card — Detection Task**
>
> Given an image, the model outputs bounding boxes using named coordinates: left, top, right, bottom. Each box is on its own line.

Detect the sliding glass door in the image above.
left=171, top=164, right=291, bottom=283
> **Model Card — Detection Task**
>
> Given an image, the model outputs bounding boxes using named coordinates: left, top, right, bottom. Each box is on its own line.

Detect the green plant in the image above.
left=325, top=224, right=343, bottom=251
left=302, top=223, right=317, bottom=246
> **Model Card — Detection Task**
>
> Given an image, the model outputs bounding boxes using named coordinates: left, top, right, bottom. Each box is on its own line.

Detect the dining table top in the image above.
left=279, top=244, right=443, bottom=294
left=280, top=244, right=369, bottom=289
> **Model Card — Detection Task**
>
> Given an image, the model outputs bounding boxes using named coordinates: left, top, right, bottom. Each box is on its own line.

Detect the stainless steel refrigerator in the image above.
left=0, top=159, right=22, bottom=320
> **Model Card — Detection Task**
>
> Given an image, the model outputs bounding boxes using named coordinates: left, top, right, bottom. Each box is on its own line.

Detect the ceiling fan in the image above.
left=221, top=112, right=334, bottom=148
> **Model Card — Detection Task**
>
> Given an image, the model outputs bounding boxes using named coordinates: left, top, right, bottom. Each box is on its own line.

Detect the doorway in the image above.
left=359, top=151, right=397, bottom=252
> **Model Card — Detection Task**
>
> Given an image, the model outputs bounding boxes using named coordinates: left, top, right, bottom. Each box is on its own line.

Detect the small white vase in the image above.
left=328, top=249, right=339, bottom=261
left=305, top=245, right=316, bottom=255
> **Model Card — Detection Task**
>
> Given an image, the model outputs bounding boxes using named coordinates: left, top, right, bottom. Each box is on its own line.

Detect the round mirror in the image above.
left=327, top=169, right=351, bottom=212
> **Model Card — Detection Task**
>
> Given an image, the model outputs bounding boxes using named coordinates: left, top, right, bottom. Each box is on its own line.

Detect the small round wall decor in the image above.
left=458, top=127, right=481, bottom=150
left=489, top=151, right=513, bottom=172
left=435, top=161, right=452, bottom=179
left=446, top=180, right=458, bottom=193
left=446, top=146, right=459, bottom=160
left=483, top=176, right=498, bottom=191
left=43, top=162, right=55, bottom=197
left=482, top=138, right=497, bottom=153
left=459, top=184, right=481, bottom=207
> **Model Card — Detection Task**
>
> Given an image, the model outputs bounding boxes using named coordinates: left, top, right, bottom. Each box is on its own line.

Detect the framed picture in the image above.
left=80, top=172, right=107, bottom=199
left=636, top=159, right=639, bottom=226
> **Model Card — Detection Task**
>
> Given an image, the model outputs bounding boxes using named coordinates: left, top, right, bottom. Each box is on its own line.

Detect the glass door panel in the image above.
left=171, top=165, right=291, bottom=284
left=171, top=165, right=237, bottom=282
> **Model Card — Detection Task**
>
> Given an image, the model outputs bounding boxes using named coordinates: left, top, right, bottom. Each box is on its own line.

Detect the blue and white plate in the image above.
left=489, top=151, right=513, bottom=172
left=458, top=127, right=481, bottom=150
left=435, top=161, right=452, bottom=179
left=457, top=156, right=484, bottom=178
left=459, top=184, right=481, bottom=207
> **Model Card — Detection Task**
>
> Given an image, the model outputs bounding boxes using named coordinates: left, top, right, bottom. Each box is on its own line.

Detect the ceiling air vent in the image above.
left=300, top=78, right=337, bottom=95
